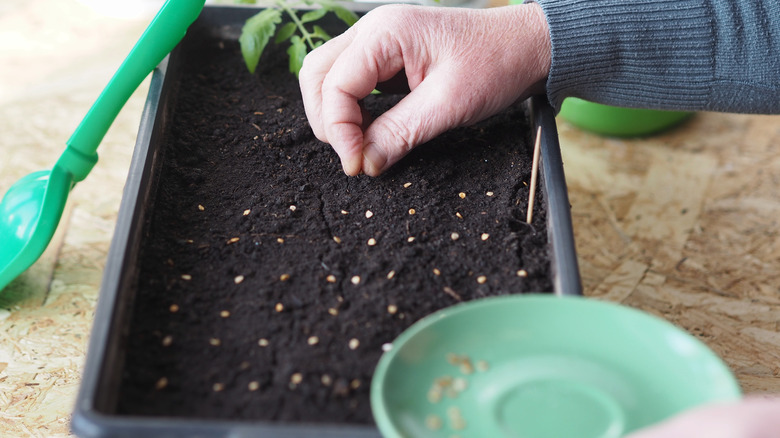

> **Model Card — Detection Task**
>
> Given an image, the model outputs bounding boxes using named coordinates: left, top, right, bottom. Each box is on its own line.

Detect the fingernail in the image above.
left=362, top=142, right=386, bottom=177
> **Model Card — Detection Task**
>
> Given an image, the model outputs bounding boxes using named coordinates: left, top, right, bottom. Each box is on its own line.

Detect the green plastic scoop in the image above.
left=371, top=295, right=741, bottom=438
left=0, top=0, right=205, bottom=292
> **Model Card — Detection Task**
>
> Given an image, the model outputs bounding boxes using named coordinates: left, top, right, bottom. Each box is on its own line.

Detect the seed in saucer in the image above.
left=425, top=414, right=443, bottom=430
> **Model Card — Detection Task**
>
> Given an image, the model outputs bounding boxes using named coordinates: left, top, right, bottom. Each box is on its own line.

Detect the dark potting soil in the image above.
left=116, top=17, right=551, bottom=424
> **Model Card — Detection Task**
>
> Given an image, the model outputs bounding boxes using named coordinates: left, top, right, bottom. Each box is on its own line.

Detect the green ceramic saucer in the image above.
left=371, top=295, right=740, bottom=438
left=558, top=98, right=693, bottom=137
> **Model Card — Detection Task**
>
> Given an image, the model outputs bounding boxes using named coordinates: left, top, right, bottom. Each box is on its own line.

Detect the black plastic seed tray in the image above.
left=71, top=5, right=581, bottom=438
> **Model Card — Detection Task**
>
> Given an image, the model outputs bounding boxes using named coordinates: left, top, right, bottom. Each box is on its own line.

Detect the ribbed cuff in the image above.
left=535, top=0, right=714, bottom=112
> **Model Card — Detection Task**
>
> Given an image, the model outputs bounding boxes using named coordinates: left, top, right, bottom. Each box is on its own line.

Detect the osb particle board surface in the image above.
left=1, top=0, right=779, bottom=437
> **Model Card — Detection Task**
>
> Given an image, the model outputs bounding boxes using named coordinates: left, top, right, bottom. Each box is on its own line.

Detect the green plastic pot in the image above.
left=558, top=98, right=693, bottom=137
left=371, top=295, right=740, bottom=438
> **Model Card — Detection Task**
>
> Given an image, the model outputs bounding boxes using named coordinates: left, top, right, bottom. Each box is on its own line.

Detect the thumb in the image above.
left=361, top=77, right=456, bottom=176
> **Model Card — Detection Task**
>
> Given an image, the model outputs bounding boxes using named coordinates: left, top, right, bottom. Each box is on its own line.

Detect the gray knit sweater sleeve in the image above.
left=534, top=0, right=780, bottom=114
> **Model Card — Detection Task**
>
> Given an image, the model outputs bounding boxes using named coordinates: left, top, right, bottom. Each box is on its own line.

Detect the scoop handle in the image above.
left=59, top=0, right=206, bottom=182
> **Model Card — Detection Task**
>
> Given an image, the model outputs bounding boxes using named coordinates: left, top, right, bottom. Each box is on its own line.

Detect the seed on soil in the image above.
left=220, top=310, right=230, bottom=318
left=348, top=338, right=360, bottom=350
left=351, top=276, right=361, bottom=285
left=455, top=212, right=463, bottom=219
left=275, top=302, right=284, bottom=312
left=198, top=204, right=205, bottom=211
left=321, top=374, right=333, bottom=386
left=451, top=232, right=460, bottom=241
left=258, top=338, right=269, bottom=347
left=426, top=414, right=443, bottom=431
left=234, top=275, right=245, bottom=284
left=458, top=192, right=466, bottom=199
left=433, top=268, right=441, bottom=276
left=239, top=361, right=250, bottom=370
left=155, top=377, right=168, bottom=390
left=350, top=379, right=361, bottom=389
left=209, top=338, right=221, bottom=346
left=486, top=191, right=494, bottom=196
left=290, top=373, right=303, bottom=385
left=289, top=205, right=296, bottom=211
left=276, top=237, right=284, bottom=243
left=213, top=383, right=225, bottom=392
left=341, top=209, right=349, bottom=215
left=243, top=209, right=251, bottom=216
left=181, top=274, right=192, bottom=281
left=408, top=208, right=416, bottom=215
left=476, top=360, right=490, bottom=372
left=328, top=308, right=339, bottom=316
left=307, top=336, right=319, bottom=345
left=162, top=335, right=173, bottom=347
left=227, top=237, right=240, bottom=244
left=516, top=269, right=528, bottom=277
left=332, top=236, right=342, bottom=244
left=403, top=182, right=412, bottom=188
left=367, top=238, right=377, bottom=246
left=476, top=275, right=487, bottom=284
left=387, top=270, right=396, bottom=279
left=279, top=273, right=291, bottom=281
left=365, top=210, right=374, bottom=218
left=382, top=343, right=393, bottom=352
left=169, top=304, right=180, bottom=313
left=407, top=236, right=415, bottom=243
left=248, top=381, right=260, bottom=391
left=481, top=233, right=490, bottom=241
left=387, top=304, right=398, bottom=315
left=326, top=274, right=337, bottom=283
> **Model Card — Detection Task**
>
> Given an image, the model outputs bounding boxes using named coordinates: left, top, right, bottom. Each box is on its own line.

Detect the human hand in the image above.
left=626, top=397, right=780, bottom=438
left=299, top=3, right=551, bottom=176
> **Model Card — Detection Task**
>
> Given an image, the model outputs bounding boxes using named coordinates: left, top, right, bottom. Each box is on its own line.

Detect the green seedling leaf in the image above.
left=275, top=22, right=297, bottom=43
left=300, top=7, right=329, bottom=24
left=311, top=25, right=331, bottom=41
left=287, top=35, right=308, bottom=77
left=239, top=8, right=283, bottom=73
left=331, top=5, right=358, bottom=26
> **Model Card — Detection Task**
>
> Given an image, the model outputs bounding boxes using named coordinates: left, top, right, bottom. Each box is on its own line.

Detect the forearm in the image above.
left=535, top=0, right=780, bottom=114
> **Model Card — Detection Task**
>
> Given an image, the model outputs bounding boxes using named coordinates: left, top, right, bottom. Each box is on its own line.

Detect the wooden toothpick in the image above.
left=527, top=126, right=542, bottom=224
